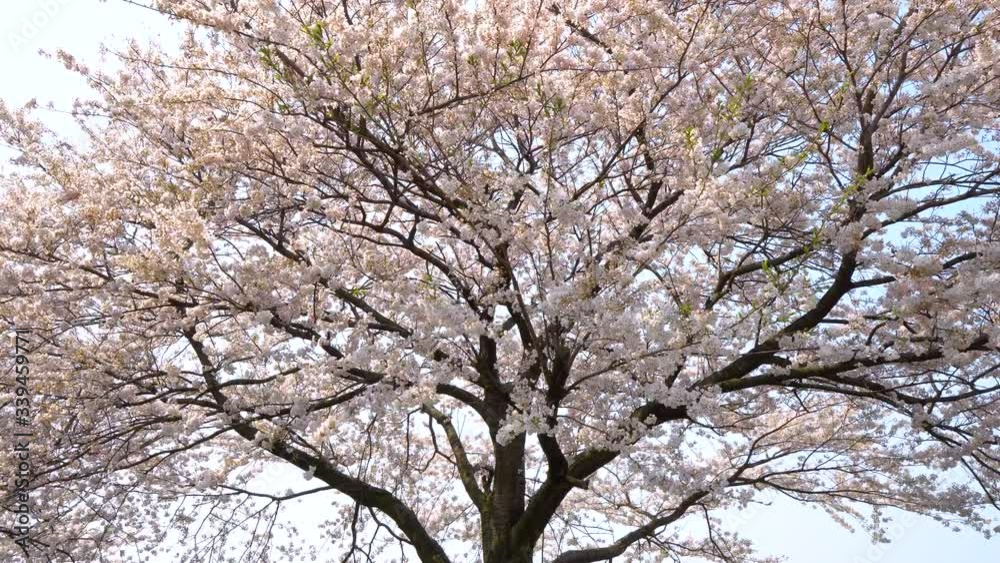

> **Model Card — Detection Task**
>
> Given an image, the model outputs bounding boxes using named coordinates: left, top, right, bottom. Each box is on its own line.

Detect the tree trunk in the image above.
left=482, top=432, right=528, bottom=563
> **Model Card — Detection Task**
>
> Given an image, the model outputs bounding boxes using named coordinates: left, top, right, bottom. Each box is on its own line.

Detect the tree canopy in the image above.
left=1, top=0, right=999, bottom=561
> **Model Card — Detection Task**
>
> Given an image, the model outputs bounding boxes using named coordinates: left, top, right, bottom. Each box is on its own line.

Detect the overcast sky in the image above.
left=0, top=1, right=996, bottom=562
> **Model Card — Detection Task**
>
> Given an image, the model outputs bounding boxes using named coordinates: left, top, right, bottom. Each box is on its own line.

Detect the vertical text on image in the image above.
left=10, top=327, right=33, bottom=549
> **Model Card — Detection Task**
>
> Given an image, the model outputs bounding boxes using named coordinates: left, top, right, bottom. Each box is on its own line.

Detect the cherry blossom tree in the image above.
left=1, top=0, right=999, bottom=561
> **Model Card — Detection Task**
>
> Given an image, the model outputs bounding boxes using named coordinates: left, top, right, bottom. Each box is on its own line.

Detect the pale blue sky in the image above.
left=0, top=1, right=996, bottom=561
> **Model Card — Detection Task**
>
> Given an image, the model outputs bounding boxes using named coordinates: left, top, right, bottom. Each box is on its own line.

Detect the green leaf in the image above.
left=683, top=126, right=698, bottom=149
left=508, top=38, right=529, bottom=59
left=302, top=22, right=325, bottom=45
